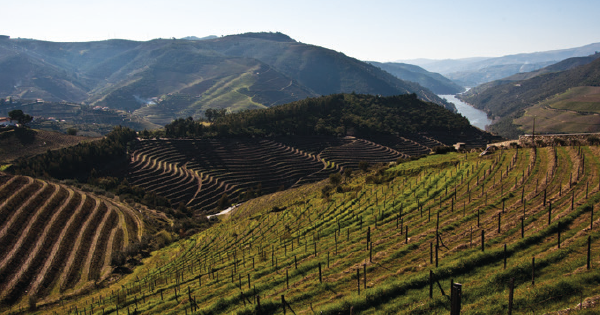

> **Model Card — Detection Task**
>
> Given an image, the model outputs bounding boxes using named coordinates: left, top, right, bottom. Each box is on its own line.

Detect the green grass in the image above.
left=19, top=147, right=600, bottom=315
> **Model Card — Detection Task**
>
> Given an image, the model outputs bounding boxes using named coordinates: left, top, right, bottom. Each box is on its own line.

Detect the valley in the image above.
left=2, top=30, right=600, bottom=315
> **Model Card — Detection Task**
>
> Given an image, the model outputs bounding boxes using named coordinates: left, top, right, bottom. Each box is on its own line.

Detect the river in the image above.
left=439, top=94, right=492, bottom=130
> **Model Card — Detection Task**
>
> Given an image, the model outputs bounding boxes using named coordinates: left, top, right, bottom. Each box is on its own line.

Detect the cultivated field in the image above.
left=31, top=144, right=600, bottom=314
left=0, top=173, right=144, bottom=310
left=514, top=86, right=600, bottom=134
left=127, top=136, right=420, bottom=214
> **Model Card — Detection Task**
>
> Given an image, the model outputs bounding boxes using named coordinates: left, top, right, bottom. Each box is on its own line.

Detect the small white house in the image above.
left=0, top=117, right=16, bottom=127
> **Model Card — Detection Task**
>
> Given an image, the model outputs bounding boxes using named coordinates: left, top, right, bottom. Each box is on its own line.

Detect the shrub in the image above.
left=587, top=135, right=600, bottom=145
left=217, top=193, right=231, bottom=210
left=358, top=161, right=369, bottom=172
left=553, top=138, right=566, bottom=146
left=329, top=173, right=342, bottom=186
left=433, top=146, right=455, bottom=154
left=155, top=230, right=173, bottom=248
left=111, top=251, right=127, bottom=266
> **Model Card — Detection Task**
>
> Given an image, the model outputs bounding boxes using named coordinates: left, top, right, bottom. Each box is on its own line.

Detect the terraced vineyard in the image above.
left=36, top=144, right=600, bottom=314
left=0, top=173, right=144, bottom=309
left=126, top=136, right=448, bottom=214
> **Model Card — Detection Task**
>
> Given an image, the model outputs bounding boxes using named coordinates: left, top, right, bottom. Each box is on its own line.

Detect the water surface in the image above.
left=440, top=94, right=492, bottom=130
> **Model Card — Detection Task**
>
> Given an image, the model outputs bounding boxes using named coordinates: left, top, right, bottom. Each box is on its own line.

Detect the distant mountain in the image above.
left=464, top=53, right=600, bottom=96
left=368, top=61, right=464, bottom=95
left=459, top=54, right=600, bottom=137
left=404, top=42, right=600, bottom=87
left=446, top=62, right=556, bottom=87
left=180, top=35, right=218, bottom=41
left=398, top=57, right=489, bottom=74
left=0, top=32, right=453, bottom=126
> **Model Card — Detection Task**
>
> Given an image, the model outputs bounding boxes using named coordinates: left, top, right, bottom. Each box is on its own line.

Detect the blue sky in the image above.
left=2, top=0, right=599, bottom=61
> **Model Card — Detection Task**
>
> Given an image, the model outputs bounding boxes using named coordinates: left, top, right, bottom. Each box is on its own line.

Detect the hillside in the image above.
left=160, top=94, right=479, bottom=141
left=24, top=143, right=600, bottom=314
left=444, top=62, right=555, bottom=87
left=0, top=128, right=96, bottom=163
left=0, top=33, right=453, bottom=125
left=368, top=61, right=464, bottom=95
left=405, top=42, right=600, bottom=87
left=0, top=100, right=162, bottom=135
left=513, top=86, right=600, bottom=134
left=464, top=53, right=600, bottom=96
left=459, top=56, right=600, bottom=138
left=0, top=172, right=149, bottom=307
left=10, top=95, right=498, bottom=216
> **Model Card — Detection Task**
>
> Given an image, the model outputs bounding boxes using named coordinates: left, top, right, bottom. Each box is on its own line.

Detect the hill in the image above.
left=0, top=99, right=162, bottom=135
left=0, top=128, right=96, bottom=164
left=160, top=93, right=474, bottom=139
left=0, top=33, right=453, bottom=125
left=24, top=143, right=600, bottom=314
left=405, top=42, right=600, bottom=87
left=464, top=53, right=600, bottom=96
left=368, top=61, right=464, bottom=94
left=513, top=86, right=600, bottom=135
left=458, top=55, right=600, bottom=137
left=11, top=94, right=498, bottom=215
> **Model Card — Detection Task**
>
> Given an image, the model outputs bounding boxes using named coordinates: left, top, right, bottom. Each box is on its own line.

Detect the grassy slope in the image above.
left=514, top=86, right=600, bottom=134
left=28, top=146, right=600, bottom=314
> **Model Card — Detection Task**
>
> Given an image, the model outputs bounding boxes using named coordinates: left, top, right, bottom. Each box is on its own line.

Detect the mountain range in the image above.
left=0, top=33, right=453, bottom=125
left=402, top=42, right=600, bottom=87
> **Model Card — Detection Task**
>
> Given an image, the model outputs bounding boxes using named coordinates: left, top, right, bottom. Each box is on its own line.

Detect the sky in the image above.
left=2, top=0, right=600, bottom=61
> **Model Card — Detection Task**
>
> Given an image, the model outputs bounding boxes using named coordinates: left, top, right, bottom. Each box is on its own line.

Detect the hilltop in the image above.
left=0, top=32, right=453, bottom=126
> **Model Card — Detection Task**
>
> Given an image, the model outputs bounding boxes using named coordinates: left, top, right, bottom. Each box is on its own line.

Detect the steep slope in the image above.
left=123, top=94, right=496, bottom=214
left=368, top=61, right=464, bottom=94
left=459, top=56, right=600, bottom=137
left=203, top=34, right=450, bottom=107
left=464, top=53, right=600, bottom=96
left=0, top=173, right=146, bottom=307
left=0, top=33, right=454, bottom=125
left=33, top=145, right=600, bottom=314
left=0, top=53, right=89, bottom=102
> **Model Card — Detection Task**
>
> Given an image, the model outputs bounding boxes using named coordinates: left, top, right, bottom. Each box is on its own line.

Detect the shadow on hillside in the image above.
left=13, top=128, right=37, bottom=145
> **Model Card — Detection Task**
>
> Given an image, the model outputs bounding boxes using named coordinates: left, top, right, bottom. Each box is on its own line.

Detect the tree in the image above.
left=343, top=168, right=353, bottom=182
left=217, top=193, right=230, bottom=210
left=329, top=173, right=342, bottom=186
left=358, top=161, right=369, bottom=172
left=8, top=109, right=33, bottom=126
left=67, top=128, right=77, bottom=135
